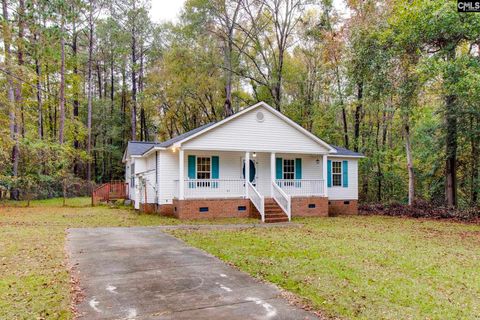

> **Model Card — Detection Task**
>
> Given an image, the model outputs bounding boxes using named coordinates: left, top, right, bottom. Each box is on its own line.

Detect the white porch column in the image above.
left=245, top=151, right=250, bottom=198
left=270, top=152, right=276, bottom=197
left=179, top=149, right=185, bottom=200
left=323, top=154, right=328, bottom=197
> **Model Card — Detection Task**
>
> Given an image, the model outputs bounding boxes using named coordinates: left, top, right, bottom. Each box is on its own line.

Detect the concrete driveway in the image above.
left=67, top=227, right=318, bottom=319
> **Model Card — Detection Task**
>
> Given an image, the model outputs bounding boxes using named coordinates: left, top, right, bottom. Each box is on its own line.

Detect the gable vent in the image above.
left=256, top=111, right=265, bottom=122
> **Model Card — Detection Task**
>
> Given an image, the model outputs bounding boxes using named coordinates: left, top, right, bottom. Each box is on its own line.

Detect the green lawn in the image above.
left=2, top=199, right=479, bottom=319
left=170, top=216, right=480, bottom=320
left=0, top=198, right=255, bottom=319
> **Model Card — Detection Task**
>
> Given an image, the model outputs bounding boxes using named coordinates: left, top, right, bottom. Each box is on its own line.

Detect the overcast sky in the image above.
left=150, top=0, right=186, bottom=23
left=150, top=0, right=347, bottom=23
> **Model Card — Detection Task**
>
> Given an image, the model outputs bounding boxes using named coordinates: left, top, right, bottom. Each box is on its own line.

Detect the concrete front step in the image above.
left=265, top=213, right=287, bottom=218
left=265, top=218, right=289, bottom=223
left=265, top=210, right=283, bottom=214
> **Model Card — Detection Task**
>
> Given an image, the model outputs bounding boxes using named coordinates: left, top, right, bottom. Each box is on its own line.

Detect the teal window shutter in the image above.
left=187, top=155, right=196, bottom=188
left=295, top=158, right=302, bottom=179
left=295, top=158, right=302, bottom=187
left=212, top=156, right=219, bottom=188
left=276, top=158, right=283, bottom=180
left=188, top=155, right=196, bottom=178
left=327, top=160, right=332, bottom=187
left=212, top=156, right=219, bottom=178
left=342, top=160, right=348, bottom=187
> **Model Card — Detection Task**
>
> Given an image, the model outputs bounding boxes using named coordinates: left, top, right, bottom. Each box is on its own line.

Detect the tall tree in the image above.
left=2, top=0, right=20, bottom=199
left=87, top=0, right=94, bottom=181
left=236, top=0, right=305, bottom=110
left=58, top=6, right=66, bottom=144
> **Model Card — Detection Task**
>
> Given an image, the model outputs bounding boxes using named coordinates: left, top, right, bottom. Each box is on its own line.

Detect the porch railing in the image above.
left=248, top=181, right=265, bottom=222
left=272, top=181, right=291, bottom=221
left=176, top=179, right=245, bottom=199
left=276, top=179, right=325, bottom=197
left=272, top=182, right=292, bottom=221
left=92, top=181, right=128, bottom=205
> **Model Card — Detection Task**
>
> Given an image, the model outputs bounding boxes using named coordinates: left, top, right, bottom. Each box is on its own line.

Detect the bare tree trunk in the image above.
left=470, top=115, right=478, bottom=205
left=353, top=81, right=363, bottom=152
left=139, top=42, right=146, bottom=140
left=223, top=43, right=234, bottom=117
left=72, top=17, right=81, bottom=174
left=110, top=56, right=114, bottom=112
left=273, top=57, right=283, bottom=111
left=35, top=57, right=43, bottom=139
left=87, top=0, right=94, bottom=181
left=31, top=3, right=44, bottom=139
left=121, top=65, right=127, bottom=143
left=96, top=62, right=102, bottom=99
left=444, top=48, right=458, bottom=208
left=405, top=121, right=415, bottom=205
left=130, top=4, right=137, bottom=141
left=445, top=93, right=457, bottom=207
left=223, top=34, right=234, bottom=117
left=221, top=0, right=240, bottom=117
left=58, top=13, right=66, bottom=144
left=2, top=0, right=20, bottom=200
left=16, top=0, right=25, bottom=138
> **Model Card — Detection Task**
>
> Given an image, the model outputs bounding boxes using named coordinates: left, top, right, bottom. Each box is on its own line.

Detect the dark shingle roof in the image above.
left=331, top=145, right=364, bottom=157
left=157, top=122, right=215, bottom=148
left=126, top=141, right=157, bottom=156
left=126, top=122, right=216, bottom=156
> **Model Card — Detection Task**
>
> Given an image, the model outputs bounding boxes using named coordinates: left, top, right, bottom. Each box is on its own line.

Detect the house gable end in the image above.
left=181, top=104, right=331, bottom=154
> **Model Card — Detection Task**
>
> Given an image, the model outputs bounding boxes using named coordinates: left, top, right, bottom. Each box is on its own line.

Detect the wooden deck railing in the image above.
left=92, top=181, right=128, bottom=205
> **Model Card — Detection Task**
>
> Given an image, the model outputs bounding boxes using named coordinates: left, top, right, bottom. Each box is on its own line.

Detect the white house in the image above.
left=122, top=102, right=364, bottom=222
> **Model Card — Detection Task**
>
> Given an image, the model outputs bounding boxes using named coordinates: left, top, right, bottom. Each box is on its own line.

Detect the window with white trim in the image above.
left=130, top=164, right=135, bottom=188
left=283, top=159, right=295, bottom=180
left=196, top=157, right=211, bottom=179
left=332, top=161, right=342, bottom=186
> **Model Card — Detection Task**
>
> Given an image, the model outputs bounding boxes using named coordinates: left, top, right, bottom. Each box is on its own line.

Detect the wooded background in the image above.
left=1, top=0, right=479, bottom=208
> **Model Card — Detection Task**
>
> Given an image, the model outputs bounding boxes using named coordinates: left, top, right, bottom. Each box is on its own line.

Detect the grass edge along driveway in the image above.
left=0, top=198, right=256, bottom=319
left=169, top=216, right=480, bottom=320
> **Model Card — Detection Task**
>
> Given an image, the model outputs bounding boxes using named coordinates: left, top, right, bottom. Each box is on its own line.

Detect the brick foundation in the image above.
left=328, top=200, right=358, bottom=215
left=141, top=197, right=358, bottom=219
left=157, top=204, right=174, bottom=217
left=140, top=203, right=157, bottom=214
left=172, top=198, right=255, bottom=219
left=291, top=197, right=329, bottom=217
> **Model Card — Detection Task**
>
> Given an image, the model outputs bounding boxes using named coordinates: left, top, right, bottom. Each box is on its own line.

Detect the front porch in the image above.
left=173, top=150, right=328, bottom=222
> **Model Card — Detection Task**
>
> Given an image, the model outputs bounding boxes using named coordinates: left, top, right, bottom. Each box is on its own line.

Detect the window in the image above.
left=130, top=163, right=135, bottom=188
left=197, top=157, right=211, bottom=179
left=332, top=161, right=342, bottom=186
left=283, top=159, right=295, bottom=180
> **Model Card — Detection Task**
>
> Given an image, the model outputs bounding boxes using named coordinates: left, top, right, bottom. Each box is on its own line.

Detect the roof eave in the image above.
left=328, top=154, right=365, bottom=159
left=141, top=146, right=166, bottom=157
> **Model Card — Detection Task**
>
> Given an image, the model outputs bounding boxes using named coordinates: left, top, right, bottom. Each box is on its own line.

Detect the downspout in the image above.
left=155, top=151, right=159, bottom=205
